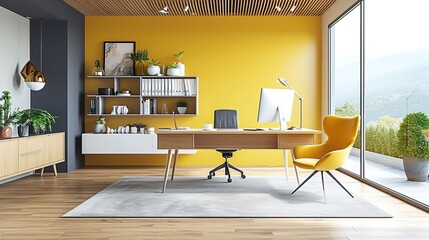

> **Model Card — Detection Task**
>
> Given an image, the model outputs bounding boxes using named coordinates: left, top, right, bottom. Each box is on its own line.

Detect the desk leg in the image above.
left=162, top=149, right=173, bottom=193
left=283, top=150, right=288, bottom=181
left=171, top=149, right=179, bottom=181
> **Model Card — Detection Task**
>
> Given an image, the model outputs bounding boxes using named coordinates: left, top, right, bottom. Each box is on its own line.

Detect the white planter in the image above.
left=177, top=107, right=187, bottom=114
left=167, top=68, right=181, bottom=76
left=94, top=124, right=105, bottom=134
left=147, top=65, right=160, bottom=75
left=177, top=62, right=185, bottom=76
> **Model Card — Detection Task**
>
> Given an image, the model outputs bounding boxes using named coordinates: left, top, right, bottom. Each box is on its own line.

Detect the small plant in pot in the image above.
left=176, top=101, right=188, bottom=114
left=27, top=109, right=56, bottom=135
left=94, top=117, right=106, bottom=134
left=130, top=49, right=149, bottom=75
left=14, top=109, right=32, bottom=137
left=92, top=59, right=105, bottom=76
left=146, top=59, right=161, bottom=76
left=167, top=62, right=181, bottom=76
left=0, top=91, right=16, bottom=138
left=397, top=112, right=429, bottom=182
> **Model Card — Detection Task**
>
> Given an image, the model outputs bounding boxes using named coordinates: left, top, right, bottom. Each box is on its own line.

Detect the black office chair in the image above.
left=207, top=109, right=246, bottom=182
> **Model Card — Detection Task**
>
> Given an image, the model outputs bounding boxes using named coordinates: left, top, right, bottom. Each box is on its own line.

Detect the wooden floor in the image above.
left=0, top=167, right=428, bottom=240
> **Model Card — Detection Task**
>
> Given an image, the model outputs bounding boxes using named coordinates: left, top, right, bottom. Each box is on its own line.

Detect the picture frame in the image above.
left=103, top=41, right=135, bottom=76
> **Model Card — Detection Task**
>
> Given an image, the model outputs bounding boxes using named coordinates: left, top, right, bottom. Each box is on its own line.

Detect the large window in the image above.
left=329, top=0, right=429, bottom=210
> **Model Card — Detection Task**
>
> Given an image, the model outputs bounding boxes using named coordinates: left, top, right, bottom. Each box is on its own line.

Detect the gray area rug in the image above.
left=63, top=176, right=391, bottom=218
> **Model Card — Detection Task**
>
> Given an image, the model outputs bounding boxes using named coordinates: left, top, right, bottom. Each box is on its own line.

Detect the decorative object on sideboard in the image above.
left=167, top=62, right=181, bottom=76
left=146, top=59, right=161, bottom=76
left=14, top=108, right=31, bottom=137
left=94, top=117, right=106, bottom=134
left=174, top=51, right=185, bottom=76
left=161, top=102, right=169, bottom=114
left=118, top=89, right=131, bottom=96
left=0, top=91, right=15, bottom=138
left=20, top=19, right=46, bottom=91
left=277, top=77, right=303, bottom=130
left=130, top=48, right=149, bottom=75
left=104, top=41, right=135, bottom=76
left=397, top=112, right=429, bottom=182
left=176, top=101, right=188, bottom=114
left=92, top=59, right=105, bottom=76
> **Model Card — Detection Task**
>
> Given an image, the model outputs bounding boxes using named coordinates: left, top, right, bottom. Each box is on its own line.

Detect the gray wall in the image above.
left=0, top=0, right=85, bottom=172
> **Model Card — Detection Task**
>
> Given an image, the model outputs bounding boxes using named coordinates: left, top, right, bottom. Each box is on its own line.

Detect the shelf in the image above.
left=87, top=75, right=198, bottom=79
left=87, top=114, right=197, bottom=117
left=87, top=75, right=141, bottom=79
left=141, top=95, right=196, bottom=98
left=87, top=95, right=140, bottom=98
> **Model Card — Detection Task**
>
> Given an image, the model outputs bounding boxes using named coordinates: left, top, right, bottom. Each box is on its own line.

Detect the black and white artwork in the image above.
left=103, top=42, right=135, bottom=75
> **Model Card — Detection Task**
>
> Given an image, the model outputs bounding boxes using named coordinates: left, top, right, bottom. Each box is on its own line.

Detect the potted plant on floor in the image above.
left=176, top=101, right=188, bottom=114
left=397, top=112, right=429, bottom=182
left=146, top=59, right=161, bottom=76
left=131, top=49, right=149, bottom=75
left=0, top=91, right=16, bottom=138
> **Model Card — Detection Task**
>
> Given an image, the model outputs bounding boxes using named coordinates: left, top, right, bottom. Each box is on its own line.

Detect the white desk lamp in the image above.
left=277, top=77, right=303, bottom=130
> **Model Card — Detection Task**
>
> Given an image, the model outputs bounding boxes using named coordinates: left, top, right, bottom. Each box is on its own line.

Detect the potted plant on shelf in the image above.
left=94, top=117, right=105, bottom=134
left=130, top=49, right=149, bottom=75
left=0, top=91, right=16, bottom=138
left=92, top=59, right=105, bottom=76
left=167, top=62, right=181, bottom=76
left=174, top=51, right=185, bottom=76
left=397, top=112, right=429, bottom=182
left=176, top=101, right=188, bottom=114
left=146, top=59, right=161, bottom=76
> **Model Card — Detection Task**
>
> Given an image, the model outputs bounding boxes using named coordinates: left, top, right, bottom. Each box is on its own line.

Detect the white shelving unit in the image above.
left=86, top=75, right=198, bottom=116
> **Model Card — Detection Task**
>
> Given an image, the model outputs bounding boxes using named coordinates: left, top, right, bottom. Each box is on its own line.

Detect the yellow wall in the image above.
left=85, top=16, right=322, bottom=166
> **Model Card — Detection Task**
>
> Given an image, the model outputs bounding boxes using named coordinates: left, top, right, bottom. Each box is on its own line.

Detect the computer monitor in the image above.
left=257, top=88, right=294, bottom=130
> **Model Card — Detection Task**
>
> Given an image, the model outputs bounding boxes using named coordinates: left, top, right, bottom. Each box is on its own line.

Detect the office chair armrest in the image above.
left=293, top=144, right=327, bottom=159
left=314, top=147, right=352, bottom=170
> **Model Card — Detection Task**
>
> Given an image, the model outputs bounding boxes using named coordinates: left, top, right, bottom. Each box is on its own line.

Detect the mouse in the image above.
left=287, top=126, right=300, bottom=130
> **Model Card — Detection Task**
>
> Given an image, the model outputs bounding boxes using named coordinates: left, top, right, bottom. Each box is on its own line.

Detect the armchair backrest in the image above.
left=214, top=109, right=238, bottom=129
left=324, top=115, right=360, bottom=152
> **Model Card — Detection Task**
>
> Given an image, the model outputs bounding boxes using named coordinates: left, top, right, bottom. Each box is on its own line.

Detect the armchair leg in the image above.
left=291, top=170, right=319, bottom=195
left=326, top=171, right=354, bottom=198
left=294, top=165, right=300, bottom=185
left=321, top=171, right=326, bottom=203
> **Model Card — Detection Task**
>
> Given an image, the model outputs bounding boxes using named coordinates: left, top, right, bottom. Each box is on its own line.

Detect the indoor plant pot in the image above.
left=176, top=101, right=188, bottom=114
left=0, top=91, right=15, bottom=138
left=397, top=112, right=429, bottom=182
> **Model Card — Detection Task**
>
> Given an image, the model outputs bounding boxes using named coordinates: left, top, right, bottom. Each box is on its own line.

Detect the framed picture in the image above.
left=103, top=41, right=135, bottom=76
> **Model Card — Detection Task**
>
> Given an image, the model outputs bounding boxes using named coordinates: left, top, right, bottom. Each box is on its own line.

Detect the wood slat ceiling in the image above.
left=63, top=0, right=336, bottom=16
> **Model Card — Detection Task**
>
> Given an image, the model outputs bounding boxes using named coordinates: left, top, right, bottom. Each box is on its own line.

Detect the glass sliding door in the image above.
left=329, top=3, right=362, bottom=175
left=364, top=0, right=429, bottom=206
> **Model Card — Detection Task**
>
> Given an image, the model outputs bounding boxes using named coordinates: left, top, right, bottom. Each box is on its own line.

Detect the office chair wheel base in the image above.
left=241, top=174, right=246, bottom=179
left=207, top=175, right=212, bottom=179
left=227, top=178, right=232, bottom=183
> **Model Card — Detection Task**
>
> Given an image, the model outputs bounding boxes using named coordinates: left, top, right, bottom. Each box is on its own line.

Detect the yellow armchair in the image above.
left=291, top=115, right=360, bottom=199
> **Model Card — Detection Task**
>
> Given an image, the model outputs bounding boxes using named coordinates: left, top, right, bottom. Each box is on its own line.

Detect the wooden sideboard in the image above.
left=0, top=132, right=65, bottom=181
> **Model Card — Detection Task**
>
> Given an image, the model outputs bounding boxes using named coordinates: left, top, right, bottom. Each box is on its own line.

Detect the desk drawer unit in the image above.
left=278, top=134, right=315, bottom=149
left=158, top=134, right=194, bottom=149
left=194, top=134, right=277, bottom=149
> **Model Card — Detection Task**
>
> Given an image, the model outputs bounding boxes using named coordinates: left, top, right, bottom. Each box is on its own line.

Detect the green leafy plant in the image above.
left=147, top=59, right=160, bottom=66
left=94, top=59, right=101, bottom=68
left=95, top=117, right=105, bottom=125
left=169, top=62, right=178, bottom=69
left=174, top=51, right=184, bottom=61
left=0, top=91, right=16, bottom=128
left=397, top=112, right=429, bottom=159
left=15, top=109, right=56, bottom=134
left=176, top=101, right=188, bottom=107
left=130, top=49, right=149, bottom=63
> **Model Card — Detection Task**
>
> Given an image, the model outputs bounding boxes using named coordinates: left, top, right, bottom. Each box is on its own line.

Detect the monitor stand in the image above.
left=269, top=106, right=287, bottom=131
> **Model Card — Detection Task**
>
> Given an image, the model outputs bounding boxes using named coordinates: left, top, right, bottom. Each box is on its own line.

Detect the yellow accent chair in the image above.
left=291, top=115, right=360, bottom=198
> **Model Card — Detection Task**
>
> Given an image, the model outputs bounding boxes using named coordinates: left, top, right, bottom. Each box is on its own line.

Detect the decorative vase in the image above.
left=0, top=126, right=12, bottom=138
left=177, top=62, right=185, bottom=76
left=403, top=156, right=429, bottom=182
left=18, top=125, right=29, bottom=137
left=137, top=61, right=145, bottom=75
left=167, top=68, right=181, bottom=76
left=147, top=65, right=161, bottom=75
left=177, top=107, right=187, bottom=114
left=94, top=124, right=105, bottom=134
left=92, top=67, right=105, bottom=76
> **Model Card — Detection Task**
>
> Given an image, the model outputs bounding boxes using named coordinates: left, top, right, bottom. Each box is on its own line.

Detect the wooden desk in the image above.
left=157, top=129, right=321, bottom=193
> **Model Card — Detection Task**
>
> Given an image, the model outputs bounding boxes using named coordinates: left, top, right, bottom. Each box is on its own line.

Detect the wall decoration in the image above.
left=103, top=42, right=135, bottom=76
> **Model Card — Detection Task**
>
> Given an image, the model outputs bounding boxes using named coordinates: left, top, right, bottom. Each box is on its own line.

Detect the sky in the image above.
left=333, top=0, right=429, bottom=67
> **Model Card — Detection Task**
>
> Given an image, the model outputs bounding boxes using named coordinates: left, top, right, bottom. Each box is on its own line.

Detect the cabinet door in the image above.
left=46, top=133, right=65, bottom=164
left=82, top=134, right=118, bottom=154
left=18, top=135, right=47, bottom=171
left=117, top=134, right=154, bottom=153
left=0, top=139, right=19, bottom=178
